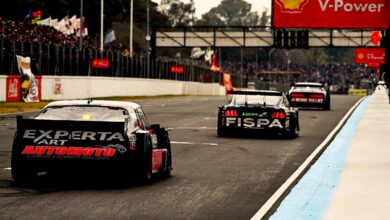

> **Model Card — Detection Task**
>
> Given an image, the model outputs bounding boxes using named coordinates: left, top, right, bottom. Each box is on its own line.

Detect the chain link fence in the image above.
left=0, top=39, right=227, bottom=84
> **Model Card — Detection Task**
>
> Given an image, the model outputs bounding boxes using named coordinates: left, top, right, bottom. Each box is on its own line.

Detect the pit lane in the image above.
left=0, top=95, right=361, bottom=219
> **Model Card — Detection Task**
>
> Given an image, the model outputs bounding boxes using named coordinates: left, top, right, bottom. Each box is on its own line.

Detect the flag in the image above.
left=49, top=18, right=58, bottom=27
left=23, top=9, right=32, bottom=22
left=190, top=47, right=205, bottom=59
left=104, top=30, right=116, bottom=44
left=32, top=11, right=42, bottom=24
left=37, top=17, right=50, bottom=26
left=16, top=55, right=39, bottom=102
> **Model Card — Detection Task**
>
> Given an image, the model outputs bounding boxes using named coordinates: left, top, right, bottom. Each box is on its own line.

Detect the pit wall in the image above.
left=0, top=75, right=225, bottom=101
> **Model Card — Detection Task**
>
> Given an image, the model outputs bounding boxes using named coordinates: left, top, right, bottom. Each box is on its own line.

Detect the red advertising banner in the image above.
left=170, top=66, right=184, bottom=74
left=6, top=75, right=42, bottom=102
left=273, top=0, right=390, bottom=29
left=6, top=75, right=21, bottom=102
left=92, top=59, right=109, bottom=69
left=355, top=48, right=385, bottom=64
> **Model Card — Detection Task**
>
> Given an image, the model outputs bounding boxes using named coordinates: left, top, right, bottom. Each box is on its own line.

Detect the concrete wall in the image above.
left=0, top=76, right=224, bottom=101
left=0, top=76, right=6, bottom=101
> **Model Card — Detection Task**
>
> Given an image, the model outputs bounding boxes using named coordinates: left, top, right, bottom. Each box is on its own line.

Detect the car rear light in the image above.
left=225, top=110, right=238, bottom=117
left=310, top=94, right=324, bottom=99
left=271, top=112, right=286, bottom=119
left=291, top=93, right=305, bottom=98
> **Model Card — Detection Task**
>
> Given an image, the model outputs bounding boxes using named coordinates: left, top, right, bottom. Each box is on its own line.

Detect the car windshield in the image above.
left=230, top=95, right=282, bottom=107
left=36, top=106, right=130, bottom=122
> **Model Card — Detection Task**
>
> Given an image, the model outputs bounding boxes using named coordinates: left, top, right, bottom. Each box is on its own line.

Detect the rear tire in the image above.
left=323, top=96, right=331, bottom=111
left=136, top=136, right=153, bottom=185
left=285, top=115, right=299, bottom=139
left=217, top=113, right=228, bottom=137
left=11, top=149, right=37, bottom=184
left=161, top=137, right=172, bottom=178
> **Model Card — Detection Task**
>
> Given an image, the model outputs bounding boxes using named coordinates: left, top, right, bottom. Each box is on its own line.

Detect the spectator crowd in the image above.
left=0, top=16, right=379, bottom=92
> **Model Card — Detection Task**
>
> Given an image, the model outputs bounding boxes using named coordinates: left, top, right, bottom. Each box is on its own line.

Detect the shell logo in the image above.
left=357, top=53, right=365, bottom=60
left=275, top=0, right=309, bottom=13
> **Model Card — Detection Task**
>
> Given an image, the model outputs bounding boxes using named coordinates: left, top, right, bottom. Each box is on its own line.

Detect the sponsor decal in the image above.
left=275, top=0, right=309, bottom=13
left=292, top=98, right=324, bottom=103
left=152, top=149, right=165, bottom=171
left=355, top=48, right=385, bottom=64
left=23, top=130, right=125, bottom=145
left=273, top=0, right=389, bottom=29
left=226, top=118, right=284, bottom=129
left=21, top=146, right=116, bottom=159
left=92, top=58, right=109, bottom=69
left=241, top=112, right=269, bottom=118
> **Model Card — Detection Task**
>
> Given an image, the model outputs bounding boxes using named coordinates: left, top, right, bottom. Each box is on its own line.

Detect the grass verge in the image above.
left=0, top=95, right=185, bottom=114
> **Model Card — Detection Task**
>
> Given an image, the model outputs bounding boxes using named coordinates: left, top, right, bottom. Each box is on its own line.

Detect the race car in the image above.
left=11, top=100, right=172, bottom=184
left=287, top=82, right=330, bottom=110
left=217, top=90, right=299, bottom=138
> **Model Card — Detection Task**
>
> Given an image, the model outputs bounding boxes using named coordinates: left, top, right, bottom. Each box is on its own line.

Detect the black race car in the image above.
left=288, top=82, right=330, bottom=110
left=217, top=90, right=299, bottom=138
left=11, top=100, right=172, bottom=184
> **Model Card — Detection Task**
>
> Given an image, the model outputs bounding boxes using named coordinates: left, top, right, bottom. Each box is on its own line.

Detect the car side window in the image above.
left=135, top=107, right=150, bottom=130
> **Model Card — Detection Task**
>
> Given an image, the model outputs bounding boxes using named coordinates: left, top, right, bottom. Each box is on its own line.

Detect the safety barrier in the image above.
left=0, top=75, right=225, bottom=101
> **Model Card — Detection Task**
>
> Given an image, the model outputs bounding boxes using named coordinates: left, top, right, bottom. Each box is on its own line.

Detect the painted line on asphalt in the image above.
left=251, top=97, right=367, bottom=220
left=168, top=127, right=217, bottom=130
left=171, top=141, right=218, bottom=146
left=4, top=167, right=11, bottom=170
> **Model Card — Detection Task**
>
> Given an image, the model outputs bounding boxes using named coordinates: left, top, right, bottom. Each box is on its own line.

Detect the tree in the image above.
left=259, top=9, right=270, bottom=27
left=196, top=0, right=260, bottom=26
left=160, top=0, right=196, bottom=26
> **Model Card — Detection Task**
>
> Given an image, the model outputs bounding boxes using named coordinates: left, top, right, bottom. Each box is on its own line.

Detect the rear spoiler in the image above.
left=227, top=90, right=283, bottom=96
left=292, top=83, right=324, bottom=88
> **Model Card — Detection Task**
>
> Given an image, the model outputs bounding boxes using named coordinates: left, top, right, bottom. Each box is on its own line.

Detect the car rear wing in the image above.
left=291, top=83, right=324, bottom=88
left=227, top=90, right=283, bottom=96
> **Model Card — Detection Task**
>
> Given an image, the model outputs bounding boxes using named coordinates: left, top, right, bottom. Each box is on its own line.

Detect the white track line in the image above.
left=168, top=127, right=217, bottom=130
left=251, top=97, right=365, bottom=220
left=4, top=167, right=11, bottom=170
left=171, top=141, right=218, bottom=146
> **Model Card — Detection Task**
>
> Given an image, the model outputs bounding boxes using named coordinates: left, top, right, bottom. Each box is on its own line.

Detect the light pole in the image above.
left=284, top=50, right=290, bottom=84
left=79, top=0, right=83, bottom=49
left=268, top=48, right=276, bottom=82
left=130, top=0, right=133, bottom=58
left=100, top=0, right=104, bottom=51
left=146, top=0, right=150, bottom=78
left=268, top=48, right=276, bottom=71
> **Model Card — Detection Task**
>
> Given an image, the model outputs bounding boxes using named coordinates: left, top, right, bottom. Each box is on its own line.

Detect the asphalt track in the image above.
left=0, top=95, right=361, bottom=220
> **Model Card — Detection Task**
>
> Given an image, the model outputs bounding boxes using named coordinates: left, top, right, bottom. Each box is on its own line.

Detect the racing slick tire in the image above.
left=217, top=113, right=228, bottom=137
left=285, top=114, right=299, bottom=139
left=323, top=96, right=331, bottom=111
left=135, top=135, right=153, bottom=185
left=161, top=137, right=172, bottom=178
left=11, top=135, right=38, bottom=184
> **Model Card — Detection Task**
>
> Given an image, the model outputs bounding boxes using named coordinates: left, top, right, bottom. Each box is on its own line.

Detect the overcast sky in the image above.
left=151, top=0, right=271, bottom=18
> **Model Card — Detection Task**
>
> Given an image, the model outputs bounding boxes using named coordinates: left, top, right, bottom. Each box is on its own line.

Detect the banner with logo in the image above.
left=355, top=48, right=385, bottom=64
left=16, top=55, right=40, bottom=102
left=273, top=0, right=390, bottom=29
